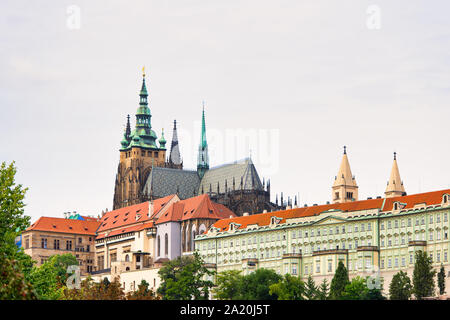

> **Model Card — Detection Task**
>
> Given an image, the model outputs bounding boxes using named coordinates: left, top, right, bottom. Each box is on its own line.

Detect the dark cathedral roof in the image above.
left=143, top=158, right=264, bottom=200
left=198, top=158, right=264, bottom=194
left=143, top=167, right=200, bottom=200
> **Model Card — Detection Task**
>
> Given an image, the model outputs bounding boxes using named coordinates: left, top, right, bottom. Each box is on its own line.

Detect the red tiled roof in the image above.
left=96, top=221, right=155, bottom=240
left=155, top=194, right=237, bottom=224
left=96, top=195, right=175, bottom=240
left=97, top=194, right=175, bottom=233
left=382, top=189, right=450, bottom=211
left=25, top=217, right=101, bottom=235
left=212, top=189, right=450, bottom=232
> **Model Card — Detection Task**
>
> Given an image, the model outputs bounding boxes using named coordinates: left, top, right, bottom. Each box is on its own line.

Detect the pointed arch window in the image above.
left=157, top=235, right=161, bottom=256
left=165, top=233, right=168, bottom=256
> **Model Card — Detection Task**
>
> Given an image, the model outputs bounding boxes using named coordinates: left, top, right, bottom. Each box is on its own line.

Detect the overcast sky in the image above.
left=1, top=0, right=449, bottom=223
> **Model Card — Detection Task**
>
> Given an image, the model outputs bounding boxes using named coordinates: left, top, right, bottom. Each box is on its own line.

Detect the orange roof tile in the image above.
left=25, top=217, right=101, bottom=235
left=155, top=194, right=237, bottom=224
left=212, top=198, right=384, bottom=232
left=382, top=189, right=450, bottom=212
left=97, top=194, right=175, bottom=233
left=212, top=189, right=450, bottom=232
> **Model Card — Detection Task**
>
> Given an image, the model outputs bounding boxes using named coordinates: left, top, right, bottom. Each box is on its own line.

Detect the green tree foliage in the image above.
left=0, top=253, right=36, bottom=300
left=157, top=251, right=214, bottom=300
left=213, top=270, right=243, bottom=300
left=237, top=268, right=282, bottom=300
left=126, top=280, right=159, bottom=300
left=329, top=261, right=350, bottom=300
left=0, top=162, right=35, bottom=300
left=63, top=276, right=125, bottom=300
left=0, top=162, right=30, bottom=257
left=269, top=274, right=306, bottom=300
left=304, top=275, right=318, bottom=300
left=413, top=250, right=436, bottom=299
left=437, top=264, right=446, bottom=296
left=316, top=278, right=329, bottom=300
left=28, top=253, right=78, bottom=300
left=389, top=271, right=412, bottom=300
left=342, top=276, right=385, bottom=300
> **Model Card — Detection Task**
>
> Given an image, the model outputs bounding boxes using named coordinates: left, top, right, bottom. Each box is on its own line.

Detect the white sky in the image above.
left=1, top=0, right=449, bottom=223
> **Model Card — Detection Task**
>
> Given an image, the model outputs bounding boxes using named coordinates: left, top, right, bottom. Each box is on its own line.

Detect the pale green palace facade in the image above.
left=195, top=190, right=450, bottom=295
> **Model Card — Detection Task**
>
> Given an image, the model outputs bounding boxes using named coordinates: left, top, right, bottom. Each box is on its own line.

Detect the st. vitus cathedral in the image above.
left=113, top=70, right=283, bottom=215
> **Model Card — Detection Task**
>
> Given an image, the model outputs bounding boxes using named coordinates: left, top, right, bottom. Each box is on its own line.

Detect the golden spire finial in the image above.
left=142, top=66, right=145, bottom=77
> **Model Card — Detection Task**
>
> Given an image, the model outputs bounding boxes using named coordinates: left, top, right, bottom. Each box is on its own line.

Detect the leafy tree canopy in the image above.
left=329, top=261, right=350, bottom=300
left=389, top=271, right=412, bottom=300
left=213, top=270, right=243, bottom=300
left=157, top=251, right=214, bottom=300
left=269, top=274, right=306, bottom=300
left=413, top=250, right=436, bottom=299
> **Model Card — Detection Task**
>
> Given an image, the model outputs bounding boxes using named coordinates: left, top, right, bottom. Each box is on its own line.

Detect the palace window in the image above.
left=66, top=240, right=72, bottom=251
left=444, top=194, right=449, bottom=204
left=387, top=221, right=392, bottom=229
left=437, top=214, right=441, bottom=223
left=401, top=257, right=406, bottom=267
left=367, top=223, right=372, bottom=231
left=408, top=218, right=412, bottom=227
left=342, top=226, right=346, bottom=233
left=380, top=222, right=384, bottom=230
left=361, top=224, right=365, bottom=232
left=430, top=216, right=434, bottom=224
left=54, top=239, right=60, bottom=250
left=395, top=220, right=398, bottom=228
left=41, top=238, right=47, bottom=249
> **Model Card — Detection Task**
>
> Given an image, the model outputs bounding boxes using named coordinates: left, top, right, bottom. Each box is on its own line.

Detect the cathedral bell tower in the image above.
left=332, top=146, right=359, bottom=203
left=113, top=68, right=167, bottom=209
left=197, top=105, right=209, bottom=179
left=385, top=152, right=406, bottom=198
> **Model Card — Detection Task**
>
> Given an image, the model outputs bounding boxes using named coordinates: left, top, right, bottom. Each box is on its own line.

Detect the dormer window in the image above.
left=393, top=201, right=406, bottom=211
left=229, top=222, right=241, bottom=231
left=270, top=216, right=282, bottom=225
left=443, top=194, right=449, bottom=205
left=136, top=214, right=141, bottom=221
